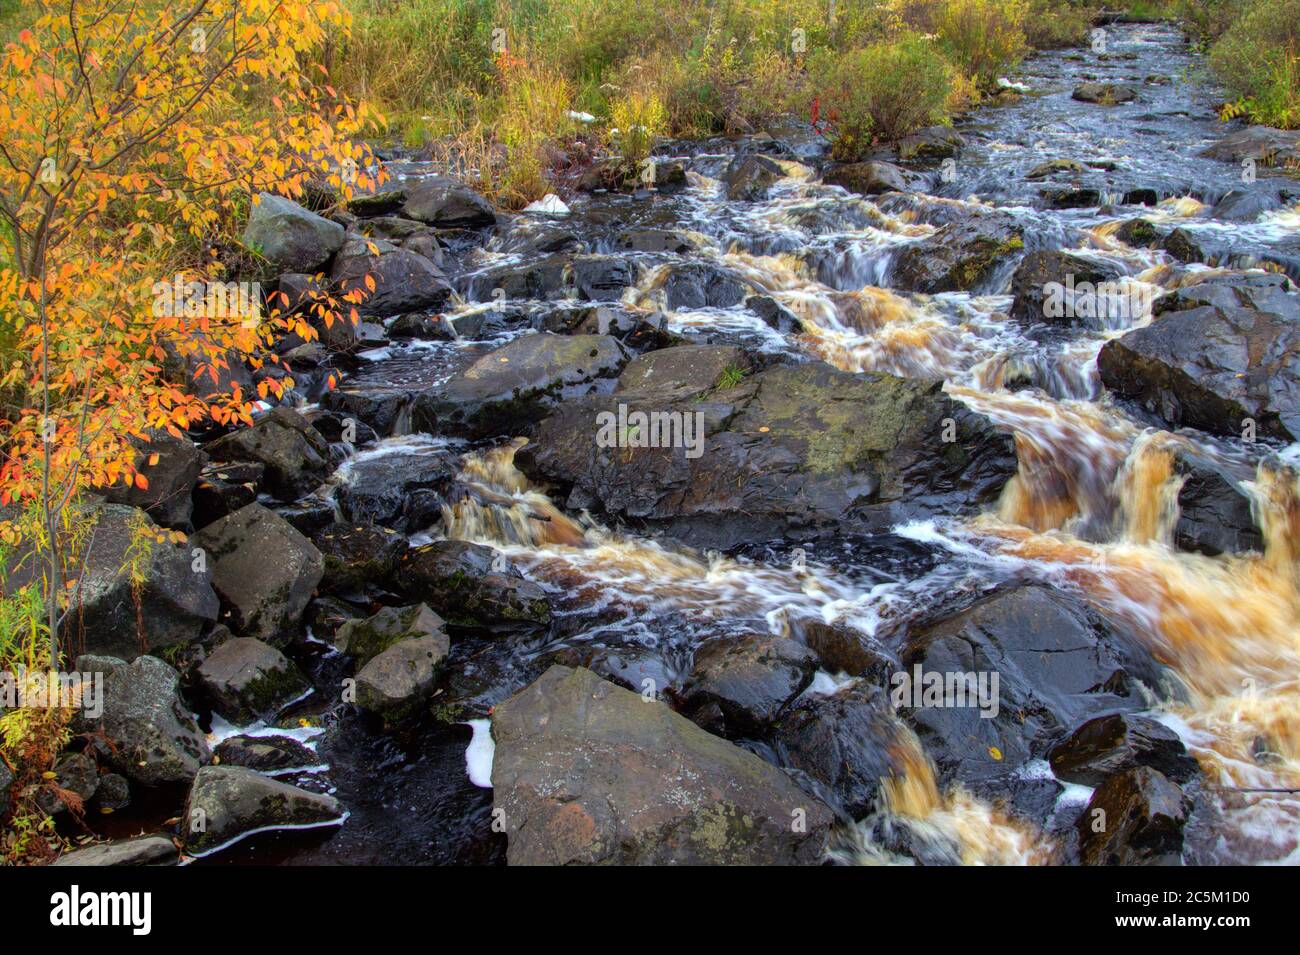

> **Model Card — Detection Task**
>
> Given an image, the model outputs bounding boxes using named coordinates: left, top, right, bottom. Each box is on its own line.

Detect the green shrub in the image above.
left=933, top=0, right=1029, bottom=90
left=1210, top=0, right=1300, bottom=129
left=812, top=33, right=954, bottom=156
left=1022, top=0, right=1092, bottom=49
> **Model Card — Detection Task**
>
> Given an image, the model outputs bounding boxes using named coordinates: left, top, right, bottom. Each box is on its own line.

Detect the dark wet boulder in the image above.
left=93, top=772, right=131, bottom=812
left=724, top=154, right=783, bottom=201
left=312, top=522, right=406, bottom=593
left=204, top=407, right=330, bottom=502
left=242, top=193, right=345, bottom=273
left=571, top=255, right=636, bottom=302
left=192, top=503, right=324, bottom=646
left=76, top=655, right=210, bottom=786
left=272, top=498, right=336, bottom=539
left=1161, top=227, right=1205, bottom=264
left=0, top=760, right=12, bottom=817
left=1008, top=250, right=1123, bottom=326
left=890, top=214, right=1023, bottom=294
left=276, top=273, right=358, bottom=351
left=897, top=126, right=965, bottom=162
left=52, top=835, right=176, bottom=867
left=661, top=262, right=751, bottom=310
left=1114, top=218, right=1159, bottom=248
left=334, top=603, right=446, bottom=666
left=774, top=683, right=907, bottom=820
left=517, top=360, right=1017, bottom=549
left=460, top=255, right=572, bottom=302
left=1042, top=187, right=1102, bottom=209
left=1049, top=713, right=1198, bottom=787
left=1072, top=82, right=1136, bottom=105
left=401, top=176, right=496, bottom=228
left=678, top=632, right=817, bottom=737
left=334, top=444, right=457, bottom=532
left=347, top=189, right=407, bottom=217
left=800, top=619, right=894, bottom=678
left=612, top=229, right=701, bottom=254
left=36, top=752, right=99, bottom=815
left=1076, top=766, right=1192, bottom=865
left=490, top=665, right=835, bottom=865
left=1209, top=187, right=1289, bottom=223
left=746, top=295, right=803, bottom=334
left=1173, top=452, right=1264, bottom=556
left=897, top=583, right=1162, bottom=784
left=394, top=541, right=550, bottom=635
left=1097, top=275, right=1300, bottom=441
left=196, top=637, right=310, bottom=724
left=410, top=333, right=626, bottom=440
left=182, top=765, right=344, bottom=857
left=64, top=504, right=218, bottom=660
left=103, top=431, right=206, bottom=528
left=213, top=734, right=319, bottom=773
left=330, top=238, right=453, bottom=318
left=823, top=160, right=909, bottom=196
left=192, top=460, right=263, bottom=529
left=388, top=312, right=454, bottom=340
left=1026, top=158, right=1088, bottom=179
left=354, top=631, right=450, bottom=720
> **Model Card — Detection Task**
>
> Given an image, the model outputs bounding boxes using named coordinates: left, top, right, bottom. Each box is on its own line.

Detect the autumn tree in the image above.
left=0, top=0, right=382, bottom=668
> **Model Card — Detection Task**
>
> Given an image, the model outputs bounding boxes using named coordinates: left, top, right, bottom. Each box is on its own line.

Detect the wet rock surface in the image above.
left=490, top=666, right=835, bottom=865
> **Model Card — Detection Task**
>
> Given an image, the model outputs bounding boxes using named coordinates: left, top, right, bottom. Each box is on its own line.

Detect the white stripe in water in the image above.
left=464, top=719, right=495, bottom=788
left=180, top=812, right=350, bottom=862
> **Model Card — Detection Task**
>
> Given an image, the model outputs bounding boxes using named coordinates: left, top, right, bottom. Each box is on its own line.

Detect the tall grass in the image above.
left=1209, top=0, right=1300, bottom=128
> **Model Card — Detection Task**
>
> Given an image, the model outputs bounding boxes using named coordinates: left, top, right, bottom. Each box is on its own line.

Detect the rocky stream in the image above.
left=45, top=21, right=1300, bottom=866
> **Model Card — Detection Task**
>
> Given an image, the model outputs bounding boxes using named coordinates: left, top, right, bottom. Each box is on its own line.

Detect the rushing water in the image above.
left=244, top=22, right=1300, bottom=866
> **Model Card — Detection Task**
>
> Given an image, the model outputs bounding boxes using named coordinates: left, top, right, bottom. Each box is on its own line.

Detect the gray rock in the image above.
left=1072, top=83, right=1136, bottom=104
left=334, top=603, right=446, bottom=666
left=242, top=193, right=345, bottom=273
left=103, top=430, right=207, bottom=528
left=1048, top=713, right=1199, bottom=787
left=94, top=773, right=131, bottom=811
left=64, top=504, right=218, bottom=660
left=204, top=407, right=331, bottom=502
left=182, top=765, right=344, bottom=856
left=52, top=835, right=177, bottom=867
left=197, top=637, right=310, bottom=723
left=78, top=655, right=210, bottom=786
left=679, top=632, right=817, bottom=736
left=213, top=734, right=319, bottom=772
left=491, top=665, right=835, bottom=865
left=354, top=633, right=450, bottom=720
left=36, top=752, right=99, bottom=815
left=192, top=503, right=324, bottom=645
left=823, top=160, right=909, bottom=196
left=330, top=238, right=452, bottom=317
left=411, top=333, right=626, bottom=440
left=401, top=176, right=496, bottom=228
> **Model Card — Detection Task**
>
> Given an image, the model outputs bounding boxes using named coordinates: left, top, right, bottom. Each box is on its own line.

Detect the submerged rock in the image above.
left=491, top=665, right=834, bottom=864
left=1008, top=250, right=1123, bottom=326
left=182, top=765, right=344, bottom=856
left=724, top=154, right=784, bottom=201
